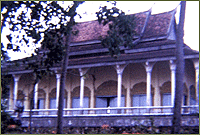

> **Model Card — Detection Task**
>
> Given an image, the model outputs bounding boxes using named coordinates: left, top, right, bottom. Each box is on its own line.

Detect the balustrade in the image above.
left=6, top=105, right=199, bottom=117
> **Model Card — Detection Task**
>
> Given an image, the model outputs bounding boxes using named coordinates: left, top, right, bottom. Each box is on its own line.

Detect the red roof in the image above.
left=71, top=10, right=175, bottom=43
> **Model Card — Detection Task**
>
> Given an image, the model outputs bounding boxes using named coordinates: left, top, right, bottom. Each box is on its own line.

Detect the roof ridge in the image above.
left=75, top=8, right=177, bottom=25
left=151, top=8, right=177, bottom=16
left=132, top=9, right=152, bottom=45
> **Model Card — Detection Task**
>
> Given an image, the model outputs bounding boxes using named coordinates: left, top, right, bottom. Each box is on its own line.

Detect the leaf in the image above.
left=13, top=46, right=20, bottom=51
left=7, top=44, right=13, bottom=49
left=23, top=38, right=28, bottom=44
left=6, top=35, right=12, bottom=42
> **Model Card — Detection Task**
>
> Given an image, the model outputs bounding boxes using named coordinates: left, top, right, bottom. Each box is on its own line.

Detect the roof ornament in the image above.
left=132, top=3, right=155, bottom=46
left=174, top=2, right=181, bottom=24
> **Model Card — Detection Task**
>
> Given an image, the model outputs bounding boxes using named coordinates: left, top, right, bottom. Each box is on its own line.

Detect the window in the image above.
left=133, top=95, right=147, bottom=106
left=72, top=97, right=89, bottom=115
left=96, top=96, right=125, bottom=108
left=16, top=99, right=23, bottom=107
left=190, top=97, right=196, bottom=105
left=96, top=96, right=125, bottom=114
left=72, top=97, right=89, bottom=108
left=38, top=98, right=45, bottom=109
left=49, top=98, right=67, bottom=115
left=162, top=93, right=171, bottom=113
left=183, top=95, right=187, bottom=106
left=162, top=93, right=171, bottom=106
left=50, top=98, right=56, bottom=109
left=96, top=97, right=107, bottom=108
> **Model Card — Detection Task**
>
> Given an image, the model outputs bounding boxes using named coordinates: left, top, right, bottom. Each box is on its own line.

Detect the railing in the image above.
left=5, top=105, right=199, bottom=117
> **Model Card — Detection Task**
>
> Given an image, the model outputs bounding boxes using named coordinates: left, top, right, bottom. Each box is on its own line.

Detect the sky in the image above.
left=1, top=1, right=199, bottom=60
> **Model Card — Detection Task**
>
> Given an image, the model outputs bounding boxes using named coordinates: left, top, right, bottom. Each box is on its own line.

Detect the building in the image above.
left=1, top=9, right=199, bottom=128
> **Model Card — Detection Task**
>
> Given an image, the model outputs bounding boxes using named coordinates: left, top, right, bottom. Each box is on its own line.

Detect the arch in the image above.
left=30, top=89, right=46, bottom=99
left=71, top=86, right=91, bottom=108
left=29, top=89, right=46, bottom=109
left=160, top=81, right=171, bottom=106
left=16, top=90, right=25, bottom=107
left=95, top=80, right=126, bottom=108
left=131, top=82, right=154, bottom=95
left=17, top=90, right=25, bottom=101
left=49, top=88, right=57, bottom=99
left=131, top=82, right=154, bottom=106
left=190, top=85, right=196, bottom=99
left=38, top=89, right=46, bottom=99
left=160, top=81, right=171, bottom=94
left=96, top=80, right=126, bottom=96
left=49, top=88, right=67, bottom=108
left=71, top=86, right=91, bottom=97
left=49, top=88, right=67, bottom=99
left=190, top=85, right=196, bottom=105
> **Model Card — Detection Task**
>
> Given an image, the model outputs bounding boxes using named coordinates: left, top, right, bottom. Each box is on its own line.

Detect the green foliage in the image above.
left=1, top=43, right=10, bottom=61
left=1, top=98, right=22, bottom=134
left=96, top=6, right=136, bottom=57
left=1, top=1, right=84, bottom=84
left=1, top=75, right=12, bottom=99
left=1, top=1, right=83, bottom=63
left=1, top=110, right=22, bottom=134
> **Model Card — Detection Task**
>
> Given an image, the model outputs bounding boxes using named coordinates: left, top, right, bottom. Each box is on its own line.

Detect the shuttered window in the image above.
left=38, top=98, right=45, bottom=109
left=133, top=95, right=146, bottom=106
left=72, top=97, right=89, bottom=108
left=162, top=93, right=171, bottom=106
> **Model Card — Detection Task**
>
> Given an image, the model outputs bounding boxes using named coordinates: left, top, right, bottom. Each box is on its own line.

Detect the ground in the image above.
left=3, top=125, right=199, bottom=134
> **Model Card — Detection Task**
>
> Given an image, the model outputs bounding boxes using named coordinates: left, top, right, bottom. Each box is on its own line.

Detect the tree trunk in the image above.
left=29, top=72, right=40, bottom=134
left=171, top=1, right=186, bottom=134
left=56, top=34, right=71, bottom=134
left=56, top=9, right=76, bottom=134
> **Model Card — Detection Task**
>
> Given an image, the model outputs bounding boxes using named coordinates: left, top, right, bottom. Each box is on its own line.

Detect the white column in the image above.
left=154, top=66, right=161, bottom=106
left=90, top=89, right=94, bottom=108
left=117, top=71, right=122, bottom=107
left=193, top=59, right=199, bottom=105
left=67, top=90, right=71, bottom=108
left=79, top=68, right=89, bottom=108
left=126, top=65, right=131, bottom=107
left=145, top=62, right=154, bottom=106
left=126, top=88, right=131, bottom=107
left=195, top=68, right=199, bottom=105
left=80, top=70, right=84, bottom=108
left=45, top=91, right=49, bottom=109
left=115, top=65, right=127, bottom=107
left=34, top=83, right=39, bottom=109
left=12, top=74, right=21, bottom=109
left=170, top=60, right=176, bottom=106
left=56, top=74, right=61, bottom=108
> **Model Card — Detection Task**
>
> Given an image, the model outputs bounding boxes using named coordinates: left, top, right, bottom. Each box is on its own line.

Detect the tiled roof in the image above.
left=71, top=10, right=174, bottom=43
left=71, top=21, right=108, bottom=42
left=142, top=11, right=173, bottom=39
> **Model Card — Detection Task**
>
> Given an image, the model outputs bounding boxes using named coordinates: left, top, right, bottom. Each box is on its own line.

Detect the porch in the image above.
left=6, top=105, right=199, bottom=128
left=7, top=105, right=198, bottom=117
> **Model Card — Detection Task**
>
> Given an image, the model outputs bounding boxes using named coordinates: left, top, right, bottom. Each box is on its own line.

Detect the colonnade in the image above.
left=11, top=60, right=199, bottom=110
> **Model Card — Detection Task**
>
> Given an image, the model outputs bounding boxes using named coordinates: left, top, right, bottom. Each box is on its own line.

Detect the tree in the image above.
left=1, top=1, right=136, bottom=134
left=1, top=1, right=84, bottom=133
left=171, top=1, right=186, bottom=134
left=96, top=6, right=136, bottom=57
